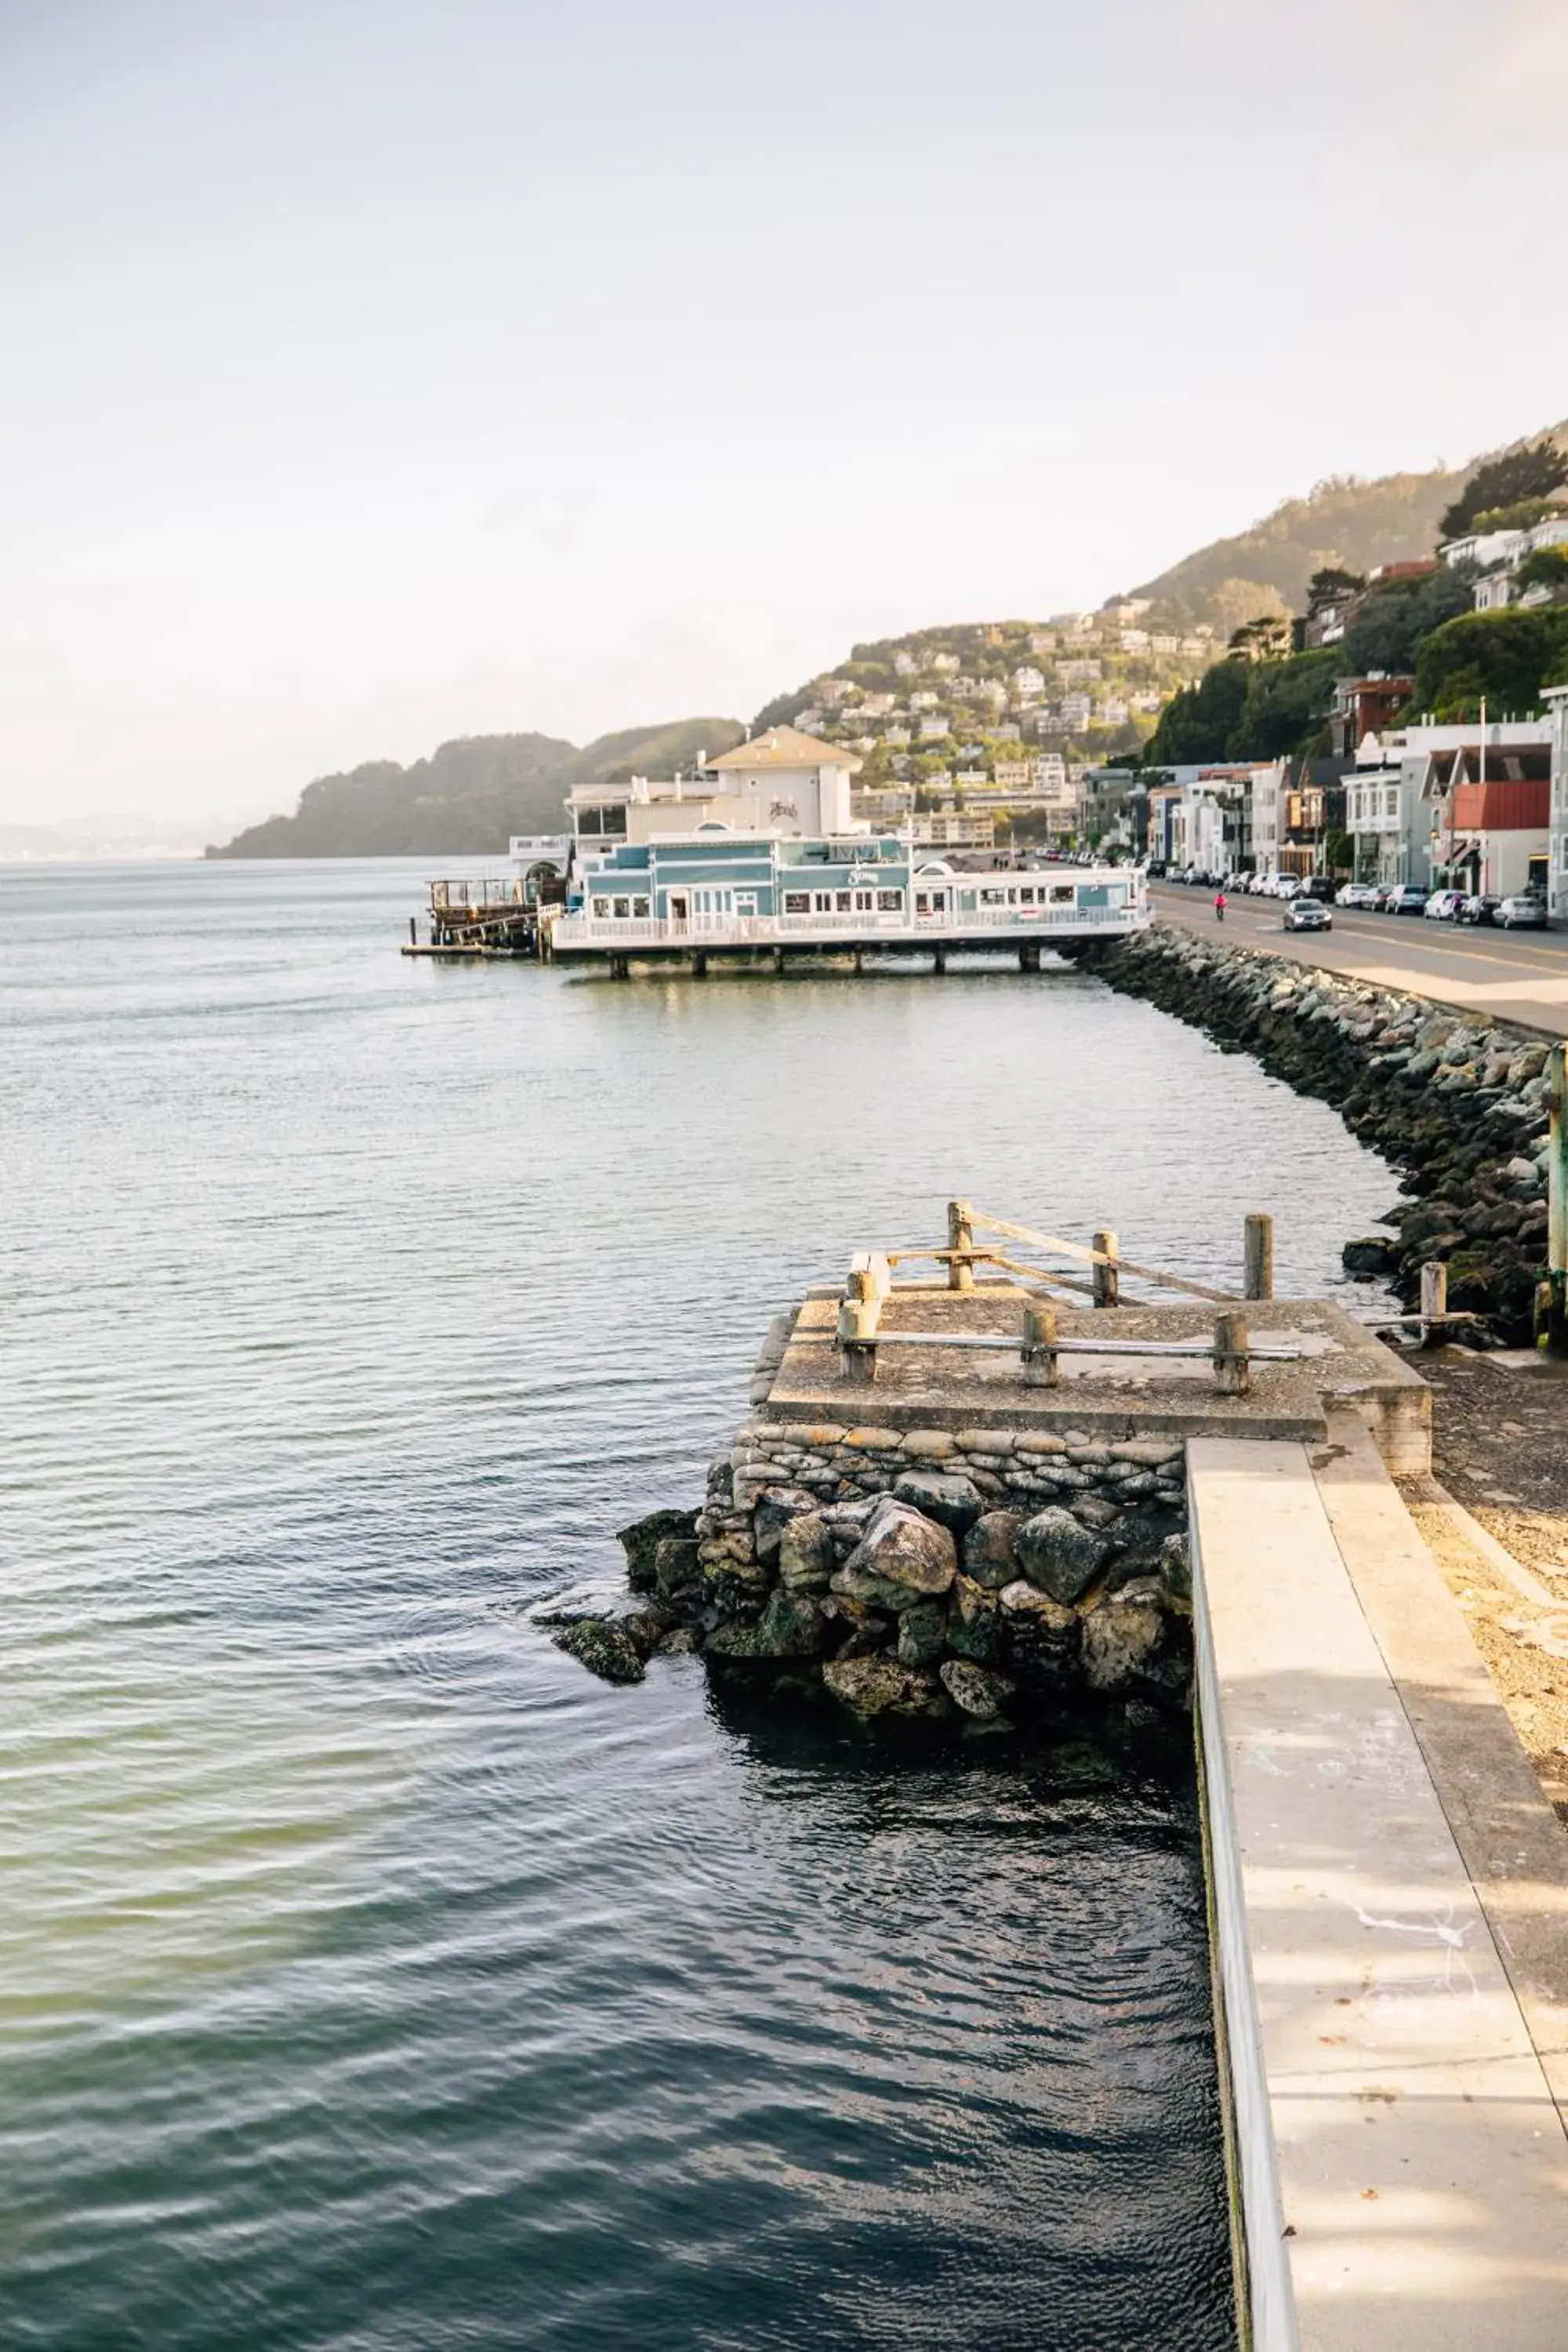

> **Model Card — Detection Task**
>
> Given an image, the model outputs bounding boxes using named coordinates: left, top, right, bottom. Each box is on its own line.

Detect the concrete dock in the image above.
left=748, top=1212, right=1568, bottom=2342
left=1191, top=1421, right=1568, bottom=2349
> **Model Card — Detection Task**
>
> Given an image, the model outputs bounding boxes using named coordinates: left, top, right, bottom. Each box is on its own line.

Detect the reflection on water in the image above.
left=0, top=860, right=1398, bottom=2348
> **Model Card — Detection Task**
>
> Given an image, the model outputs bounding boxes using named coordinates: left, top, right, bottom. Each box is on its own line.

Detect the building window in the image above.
left=814, top=891, right=833, bottom=913
left=613, top=897, right=631, bottom=919
left=784, top=891, right=811, bottom=914
left=981, top=887, right=1006, bottom=905
left=1385, top=788, right=1398, bottom=817
left=633, top=898, right=649, bottom=917
left=836, top=891, right=852, bottom=912
left=1020, top=885, right=1036, bottom=902
left=592, top=897, right=612, bottom=917
left=1050, top=886, right=1074, bottom=904
left=877, top=889, right=902, bottom=912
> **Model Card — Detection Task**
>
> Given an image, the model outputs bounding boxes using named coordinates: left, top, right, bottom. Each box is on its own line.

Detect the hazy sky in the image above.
left=3, top=0, right=1566, bottom=827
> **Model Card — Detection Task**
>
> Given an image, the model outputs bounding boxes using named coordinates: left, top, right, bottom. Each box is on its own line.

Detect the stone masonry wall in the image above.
left=553, top=1399, right=1194, bottom=1733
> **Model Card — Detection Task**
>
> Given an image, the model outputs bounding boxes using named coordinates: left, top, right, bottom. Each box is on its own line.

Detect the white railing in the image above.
left=550, top=900, right=1144, bottom=950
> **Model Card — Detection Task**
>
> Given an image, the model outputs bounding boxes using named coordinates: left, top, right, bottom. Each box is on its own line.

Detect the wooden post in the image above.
left=948, top=1199, right=975, bottom=1292
left=408, top=916, right=417, bottom=946
left=1213, top=1309, right=1250, bottom=1395
left=1420, top=1259, right=1447, bottom=1349
left=1243, top=1211, right=1275, bottom=1301
left=1093, top=1229, right=1119, bottom=1308
left=1548, top=1044, right=1568, bottom=1354
left=1022, top=1301, right=1059, bottom=1386
left=691, top=949, right=708, bottom=978
left=837, top=1294, right=880, bottom=1385
left=773, top=946, right=785, bottom=975
left=933, top=946, right=947, bottom=975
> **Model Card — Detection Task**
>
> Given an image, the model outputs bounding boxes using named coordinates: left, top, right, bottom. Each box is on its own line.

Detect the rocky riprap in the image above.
left=550, top=1423, right=1193, bottom=1731
left=1072, top=927, right=1556, bottom=1342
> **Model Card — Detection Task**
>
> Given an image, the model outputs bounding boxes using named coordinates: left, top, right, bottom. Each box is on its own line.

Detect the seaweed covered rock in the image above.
left=939, top=1658, right=1016, bottom=1720
left=822, top=1657, right=950, bottom=1720
left=550, top=1618, right=646, bottom=1685
left=618, top=1508, right=699, bottom=1594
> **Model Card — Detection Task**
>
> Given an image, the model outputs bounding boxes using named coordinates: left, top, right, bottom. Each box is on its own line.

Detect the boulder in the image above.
left=778, top=1512, right=834, bottom=1591
left=753, top=1486, right=818, bottom=1562
left=1080, top=1577, right=1183, bottom=1693
left=892, top=1469, right=984, bottom=1534
left=963, top=1509, right=1025, bottom=1588
left=654, top=1536, right=701, bottom=1597
left=706, top=1589, right=826, bottom=1659
left=1014, top=1507, right=1110, bottom=1605
left=841, top=1497, right=957, bottom=1597
left=822, top=1657, right=950, bottom=1720
left=946, top=1572, right=1004, bottom=1664
left=617, top=1508, right=698, bottom=1592
left=999, top=1578, right=1079, bottom=1688
left=830, top=1562, right=929, bottom=1613
left=897, top=1600, right=949, bottom=1668
left=939, top=1658, right=1017, bottom=1719
left=1341, top=1236, right=1399, bottom=1276
left=551, top=1618, right=646, bottom=1685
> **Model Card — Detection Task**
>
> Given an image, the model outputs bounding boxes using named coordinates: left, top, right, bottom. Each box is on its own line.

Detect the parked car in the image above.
left=1367, top=881, right=1398, bottom=910
left=1336, top=881, right=1376, bottom=908
left=1497, top=894, right=1548, bottom=929
left=1390, top=884, right=1430, bottom=915
left=1283, top=898, right=1333, bottom=932
left=1305, top=875, right=1338, bottom=902
left=1273, top=876, right=1304, bottom=901
left=1425, top=889, right=1468, bottom=922
left=1457, top=894, right=1502, bottom=926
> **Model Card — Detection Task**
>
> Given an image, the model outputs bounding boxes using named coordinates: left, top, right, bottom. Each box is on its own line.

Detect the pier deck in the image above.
left=1192, top=1423, right=1568, bottom=2350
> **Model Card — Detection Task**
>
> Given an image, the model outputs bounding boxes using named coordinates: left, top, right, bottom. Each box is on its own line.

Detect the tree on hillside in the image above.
left=1228, top=650, right=1337, bottom=760
left=1410, top=605, right=1568, bottom=720
left=1145, top=661, right=1249, bottom=764
left=1341, top=564, right=1474, bottom=675
left=1305, top=566, right=1365, bottom=613
left=1438, top=439, right=1568, bottom=542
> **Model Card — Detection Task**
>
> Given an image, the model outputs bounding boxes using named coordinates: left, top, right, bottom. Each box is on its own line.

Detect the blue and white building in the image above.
left=533, top=725, right=1146, bottom=960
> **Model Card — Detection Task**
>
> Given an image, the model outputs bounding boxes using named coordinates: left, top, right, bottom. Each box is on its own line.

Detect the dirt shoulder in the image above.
left=1403, top=1351, right=1568, bottom=1824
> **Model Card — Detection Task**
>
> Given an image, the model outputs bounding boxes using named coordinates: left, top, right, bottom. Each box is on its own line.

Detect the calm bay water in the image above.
left=0, top=861, right=1399, bottom=2351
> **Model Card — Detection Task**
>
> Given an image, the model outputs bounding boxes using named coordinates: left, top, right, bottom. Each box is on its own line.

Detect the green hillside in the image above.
left=207, top=719, right=744, bottom=858
left=1127, top=419, right=1568, bottom=636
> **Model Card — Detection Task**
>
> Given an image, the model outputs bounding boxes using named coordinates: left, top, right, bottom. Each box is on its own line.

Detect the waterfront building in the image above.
left=564, top=724, right=862, bottom=847
left=1347, top=717, right=1552, bottom=891
left=1544, top=684, right=1568, bottom=922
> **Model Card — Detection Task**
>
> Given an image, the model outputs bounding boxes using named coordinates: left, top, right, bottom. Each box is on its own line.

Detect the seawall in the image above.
left=1071, top=927, right=1556, bottom=1342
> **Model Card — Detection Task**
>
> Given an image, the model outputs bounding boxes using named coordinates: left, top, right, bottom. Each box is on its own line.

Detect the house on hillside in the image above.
left=1329, top=674, right=1414, bottom=757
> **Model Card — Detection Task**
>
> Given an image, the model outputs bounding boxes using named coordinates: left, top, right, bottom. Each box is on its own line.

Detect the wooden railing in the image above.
left=830, top=1200, right=1290, bottom=1392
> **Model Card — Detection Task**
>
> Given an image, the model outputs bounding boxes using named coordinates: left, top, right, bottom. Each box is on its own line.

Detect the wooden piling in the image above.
left=933, top=946, right=947, bottom=975
left=1420, top=1260, right=1448, bottom=1349
left=837, top=1294, right=881, bottom=1385
left=1243, top=1212, right=1275, bottom=1302
left=1022, top=1301, right=1059, bottom=1386
left=692, top=949, right=709, bottom=978
left=1093, top=1229, right=1120, bottom=1308
left=1213, top=1309, right=1250, bottom=1395
left=947, top=1200, right=975, bottom=1292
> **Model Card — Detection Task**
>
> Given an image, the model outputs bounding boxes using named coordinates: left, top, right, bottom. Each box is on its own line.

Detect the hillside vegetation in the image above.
left=208, top=719, right=744, bottom=858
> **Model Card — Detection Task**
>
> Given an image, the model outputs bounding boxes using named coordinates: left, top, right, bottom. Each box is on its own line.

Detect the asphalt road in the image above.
left=1152, top=883, right=1568, bottom=1039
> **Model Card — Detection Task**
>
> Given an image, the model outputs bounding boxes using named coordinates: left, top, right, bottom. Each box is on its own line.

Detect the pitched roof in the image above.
left=706, top=724, right=863, bottom=774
